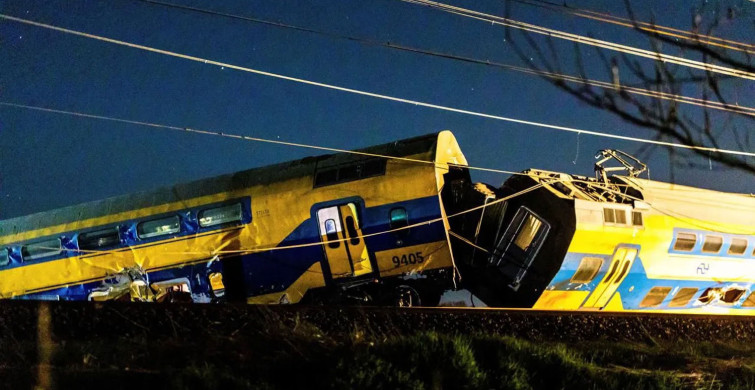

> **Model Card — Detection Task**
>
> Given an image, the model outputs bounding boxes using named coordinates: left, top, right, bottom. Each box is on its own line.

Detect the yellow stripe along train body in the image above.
left=2, top=130, right=754, bottom=313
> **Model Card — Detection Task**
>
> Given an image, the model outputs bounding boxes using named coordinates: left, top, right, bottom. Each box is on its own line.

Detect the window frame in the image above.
left=0, top=248, right=9, bottom=267
left=672, top=232, right=697, bottom=252
left=198, top=202, right=243, bottom=228
left=313, top=158, right=387, bottom=188
left=728, top=238, right=748, bottom=255
left=570, top=257, right=604, bottom=284
left=22, top=238, right=63, bottom=261
left=137, top=215, right=181, bottom=239
left=78, top=227, right=121, bottom=251
left=668, top=287, right=698, bottom=308
left=491, top=206, right=551, bottom=287
left=701, top=235, right=724, bottom=254
left=603, top=207, right=629, bottom=226
left=631, top=211, right=643, bottom=227
left=639, top=286, right=672, bottom=308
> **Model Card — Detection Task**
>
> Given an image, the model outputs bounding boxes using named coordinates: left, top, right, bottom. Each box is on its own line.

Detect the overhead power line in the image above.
left=507, top=0, right=755, bottom=54
left=3, top=100, right=748, bottom=241
left=1, top=14, right=753, bottom=158
left=0, top=101, right=521, bottom=176
left=7, top=101, right=750, bottom=197
left=3, top=100, right=751, bottom=236
left=401, top=0, right=755, bottom=80
left=136, top=0, right=755, bottom=117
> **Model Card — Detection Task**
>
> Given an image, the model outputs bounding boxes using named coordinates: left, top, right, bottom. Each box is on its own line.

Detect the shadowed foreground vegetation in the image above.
left=1, top=302, right=754, bottom=389
left=16, top=331, right=755, bottom=389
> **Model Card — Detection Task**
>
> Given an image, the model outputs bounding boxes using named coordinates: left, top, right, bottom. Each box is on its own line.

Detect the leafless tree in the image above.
left=503, top=0, right=754, bottom=177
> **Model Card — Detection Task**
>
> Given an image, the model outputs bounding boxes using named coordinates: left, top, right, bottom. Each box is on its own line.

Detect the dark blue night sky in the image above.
left=1, top=0, right=753, bottom=219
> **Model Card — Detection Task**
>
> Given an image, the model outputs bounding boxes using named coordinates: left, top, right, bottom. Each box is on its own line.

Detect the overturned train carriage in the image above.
left=0, top=131, right=468, bottom=305
left=450, top=168, right=755, bottom=314
left=2, top=130, right=755, bottom=313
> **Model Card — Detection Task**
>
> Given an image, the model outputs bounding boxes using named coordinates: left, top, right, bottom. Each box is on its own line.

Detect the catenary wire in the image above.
left=0, top=15, right=753, bottom=158
left=131, top=0, right=755, bottom=117
left=4, top=100, right=754, bottom=198
left=505, top=0, right=755, bottom=53
left=400, top=0, right=755, bottom=80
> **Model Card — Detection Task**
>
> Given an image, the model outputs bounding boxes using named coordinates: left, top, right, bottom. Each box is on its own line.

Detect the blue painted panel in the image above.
left=547, top=248, right=755, bottom=311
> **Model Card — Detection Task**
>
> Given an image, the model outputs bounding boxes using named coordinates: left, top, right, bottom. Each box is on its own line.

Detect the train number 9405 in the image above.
left=392, top=252, right=424, bottom=267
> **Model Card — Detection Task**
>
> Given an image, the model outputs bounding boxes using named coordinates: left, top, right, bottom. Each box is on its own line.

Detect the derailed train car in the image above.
left=2, top=131, right=755, bottom=313
left=0, top=132, right=467, bottom=305
left=449, top=162, right=755, bottom=314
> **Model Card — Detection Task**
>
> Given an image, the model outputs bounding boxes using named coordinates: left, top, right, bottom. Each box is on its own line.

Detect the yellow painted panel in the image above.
left=533, top=290, right=590, bottom=310
left=602, top=292, right=625, bottom=311
left=375, top=241, right=452, bottom=278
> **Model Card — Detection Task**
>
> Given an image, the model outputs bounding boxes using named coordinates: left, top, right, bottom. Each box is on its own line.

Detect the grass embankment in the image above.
left=9, top=324, right=753, bottom=389
left=2, top=303, right=754, bottom=389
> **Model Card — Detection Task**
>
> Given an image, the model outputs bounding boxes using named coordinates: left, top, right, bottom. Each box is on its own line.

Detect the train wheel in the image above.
left=394, top=285, right=421, bottom=307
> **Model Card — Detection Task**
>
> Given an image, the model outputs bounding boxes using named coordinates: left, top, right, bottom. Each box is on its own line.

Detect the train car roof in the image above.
left=621, top=176, right=755, bottom=231
left=521, top=169, right=755, bottom=233
left=0, top=131, right=453, bottom=239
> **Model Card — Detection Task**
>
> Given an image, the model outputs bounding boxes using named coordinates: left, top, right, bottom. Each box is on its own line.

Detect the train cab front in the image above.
left=443, top=172, right=576, bottom=308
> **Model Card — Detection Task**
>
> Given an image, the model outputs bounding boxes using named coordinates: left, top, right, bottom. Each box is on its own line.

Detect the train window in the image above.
left=639, top=287, right=671, bottom=308
left=492, top=207, right=550, bottom=286
left=722, top=288, right=745, bottom=304
left=672, top=232, right=696, bottom=251
left=513, top=214, right=543, bottom=251
left=668, top=287, right=698, bottom=307
left=697, top=288, right=722, bottom=304
left=363, top=159, right=386, bottom=177
left=199, top=203, right=242, bottom=228
left=390, top=208, right=408, bottom=229
left=137, top=216, right=180, bottom=239
left=22, top=238, right=62, bottom=261
left=743, top=292, right=755, bottom=307
left=631, top=211, right=643, bottom=227
left=344, top=216, right=360, bottom=245
left=314, top=169, right=338, bottom=187
left=702, top=235, right=723, bottom=253
left=603, top=208, right=615, bottom=223
left=570, top=257, right=603, bottom=284
left=728, top=238, right=748, bottom=255
left=603, top=208, right=627, bottom=224
left=79, top=227, right=120, bottom=250
left=313, top=159, right=387, bottom=188
left=0, top=248, right=8, bottom=266
left=324, top=219, right=340, bottom=249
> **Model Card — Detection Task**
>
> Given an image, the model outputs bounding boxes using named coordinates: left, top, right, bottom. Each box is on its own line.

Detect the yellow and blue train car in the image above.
left=0, top=131, right=469, bottom=305
left=452, top=169, right=755, bottom=314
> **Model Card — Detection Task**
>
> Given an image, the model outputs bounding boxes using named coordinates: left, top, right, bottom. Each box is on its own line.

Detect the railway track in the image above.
left=1, top=301, right=754, bottom=343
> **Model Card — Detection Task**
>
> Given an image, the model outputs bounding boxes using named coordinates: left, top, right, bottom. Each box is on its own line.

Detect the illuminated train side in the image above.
left=1, top=130, right=754, bottom=314
left=0, top=132, right=467, bottom=305
left=451, top=169, right=755, bottom=314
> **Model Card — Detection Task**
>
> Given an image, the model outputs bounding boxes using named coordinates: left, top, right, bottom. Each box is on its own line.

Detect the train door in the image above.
left=582, top=246, right=638, bottom=309
left=317, top=203, right=373, bottom=280
left=493, top=207, right=550, bottom=289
